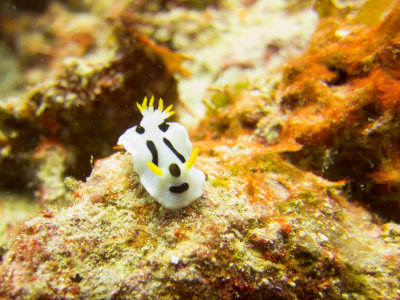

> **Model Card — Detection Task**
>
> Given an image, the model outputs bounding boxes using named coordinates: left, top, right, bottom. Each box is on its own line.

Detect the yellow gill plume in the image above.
left=149, top=95, right=155, bottom=108
left=164, top=104, right=175, bottom=118
left=136, top=102, right=143, bottom=114
left=158, top=98, right=164, bottom=111
left=136, top=96, right=174, bottom=117
left=142, top=97, right=148, bottom=110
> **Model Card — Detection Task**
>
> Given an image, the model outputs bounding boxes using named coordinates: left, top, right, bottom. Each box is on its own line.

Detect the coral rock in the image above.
left=1, top=144, right=399, bottom=298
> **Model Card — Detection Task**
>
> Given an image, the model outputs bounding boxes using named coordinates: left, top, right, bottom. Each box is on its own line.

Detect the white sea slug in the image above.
left=118, top=96, right=205, bottom=209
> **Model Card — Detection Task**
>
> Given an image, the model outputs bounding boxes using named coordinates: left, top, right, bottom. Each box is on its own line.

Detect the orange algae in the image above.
left=193, top=89, right=343, bottom=206
left=135, top=33, right=192, bottom=79
left=280, top=1, right=400, bottom=220
left=369, top=145, right=400, bottom=186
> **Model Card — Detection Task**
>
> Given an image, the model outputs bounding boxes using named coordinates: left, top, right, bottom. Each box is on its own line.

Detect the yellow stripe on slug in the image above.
left=149, top=95, right=154, bottom=108
left=185, top=147, right=199, bottom=170
left=136, top=102, right=143, bottom=113
left=147, top=161, right=163, bottom=176
left=158, top=98, right=164, bottom=111
left=142, top=97, right=148, bottom=110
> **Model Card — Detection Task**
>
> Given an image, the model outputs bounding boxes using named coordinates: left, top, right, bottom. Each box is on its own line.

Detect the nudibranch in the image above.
left=118, top=96, right=205, bottom=209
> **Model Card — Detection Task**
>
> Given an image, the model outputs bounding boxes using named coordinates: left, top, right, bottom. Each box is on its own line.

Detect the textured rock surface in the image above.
left=0, top=194, right=39, bottom=247
left=0, top=0, right=320, bottom=249
left=279, top=0, right=400, bottom=221
left=1, top=144, right=399, bottom=298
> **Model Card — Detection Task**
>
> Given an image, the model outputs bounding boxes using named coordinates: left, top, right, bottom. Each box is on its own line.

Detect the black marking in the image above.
left=163, top=138, right=186, bottom=163
left=71, top=273, right=83, bottom=283
left=159, top=122, right=169, bottom=132
left=146, top=140, right=158, bottom=165
left=136, top=125, right=145, bottom=134
left=169, top=183, right=189, bottom=193
left=169, top=163, right=181, bottom=177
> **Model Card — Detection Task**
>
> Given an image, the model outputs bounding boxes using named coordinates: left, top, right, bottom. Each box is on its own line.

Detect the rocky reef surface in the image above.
left=1, top=0, right=400, bottom=299
left=1, top=146, right=399, bottom=298
left=280, top=0, right=400, bottom=222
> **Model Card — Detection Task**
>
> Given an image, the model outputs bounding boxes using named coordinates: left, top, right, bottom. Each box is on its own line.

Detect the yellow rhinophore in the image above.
left=147, top=161, right=163, bottom=176
left=142, top=97, right=148, bottom=110
left=185, top=147, right=199, bottom=170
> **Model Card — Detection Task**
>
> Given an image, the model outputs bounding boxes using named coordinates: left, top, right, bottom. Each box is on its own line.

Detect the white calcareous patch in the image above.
left=118, top=97, right=205, bottom=209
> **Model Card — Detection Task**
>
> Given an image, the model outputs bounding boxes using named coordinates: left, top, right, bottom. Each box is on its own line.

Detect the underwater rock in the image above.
left=1, top=1, right=399, bottom=299
left=0, top=2, right=183, bottom=202
left=0, top=193, right=39, bottom=248
left=279, top=1, right=400, bottom=221
left=0, top=0, right=319, bottom=265
left=0, top=133, right=399, bottom=298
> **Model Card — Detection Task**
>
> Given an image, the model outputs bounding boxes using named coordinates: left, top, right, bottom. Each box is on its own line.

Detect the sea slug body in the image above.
left=118, top=96, right=205, bottom=209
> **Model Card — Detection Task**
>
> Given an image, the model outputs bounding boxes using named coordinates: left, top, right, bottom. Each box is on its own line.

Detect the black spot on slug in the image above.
left=136, top=125, right=145, bottom=134
left=169, top=163, right=181, bottom=177
left=163, top=138, right=186, bottom=163
left=169, top=183, right=189, bottom=193
left=159, top=122, right=169, bottom=132
left=146, top=140, right=158, bottom=165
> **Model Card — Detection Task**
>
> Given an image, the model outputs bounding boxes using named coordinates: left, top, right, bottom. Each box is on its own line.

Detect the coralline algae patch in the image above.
left=1, top=133, right=399, bottom=299
left=277, top=1, right=400, bottom=221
